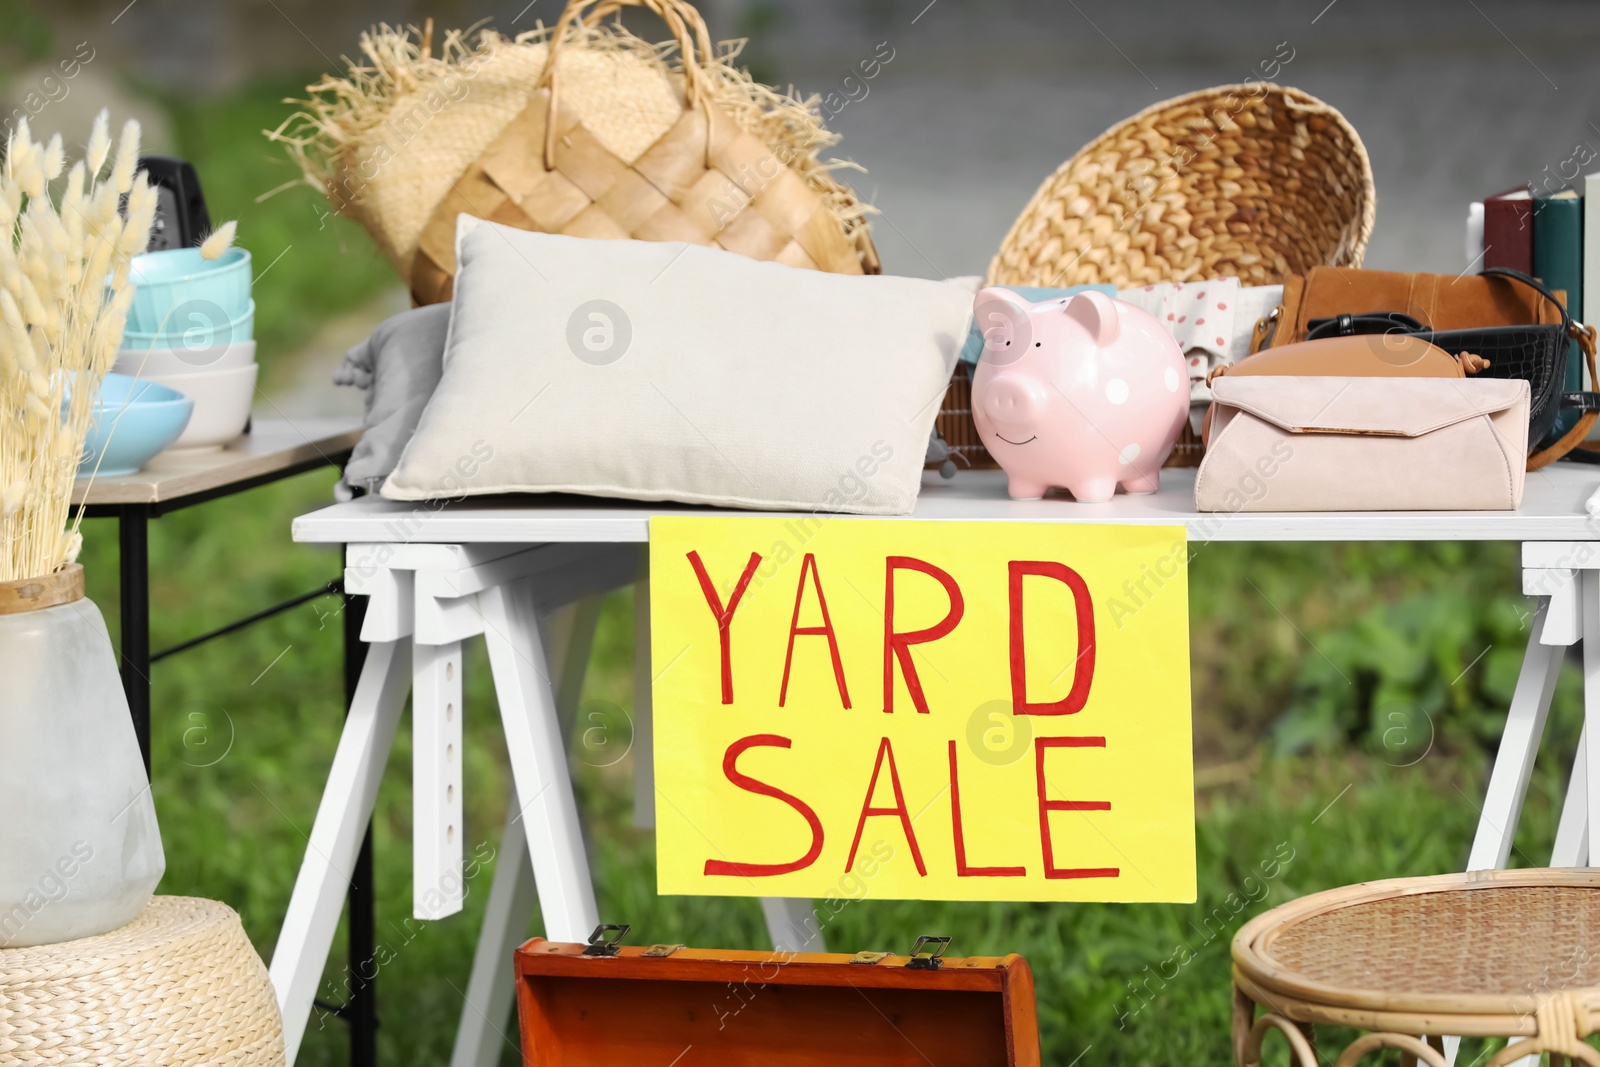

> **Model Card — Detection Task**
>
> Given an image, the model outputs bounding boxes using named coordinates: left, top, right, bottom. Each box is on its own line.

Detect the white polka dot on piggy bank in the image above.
left=969, top=288, right=1189, bottom=503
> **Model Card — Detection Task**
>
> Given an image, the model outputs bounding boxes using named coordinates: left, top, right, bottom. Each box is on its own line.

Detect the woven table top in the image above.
left=1268, top=884, right=1600, bottom=995
left=1235, top=868, right=1600, bottom=1016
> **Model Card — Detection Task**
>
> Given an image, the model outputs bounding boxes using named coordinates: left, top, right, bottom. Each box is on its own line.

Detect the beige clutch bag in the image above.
left=1195, top=375, right=1530, bottom=512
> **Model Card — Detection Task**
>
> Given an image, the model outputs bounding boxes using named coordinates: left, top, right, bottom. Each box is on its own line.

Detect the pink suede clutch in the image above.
left=1195, top=376, right=1530, bottom=512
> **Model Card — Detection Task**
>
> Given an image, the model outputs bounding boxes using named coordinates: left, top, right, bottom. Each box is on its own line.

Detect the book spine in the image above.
left=1535, top=193, right=1583, bottom=437
left=1484, top=196, right=1534, bottom=274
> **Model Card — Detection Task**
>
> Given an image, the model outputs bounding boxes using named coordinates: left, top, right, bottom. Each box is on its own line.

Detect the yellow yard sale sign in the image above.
left=649, top=517, right=1195, bottom=903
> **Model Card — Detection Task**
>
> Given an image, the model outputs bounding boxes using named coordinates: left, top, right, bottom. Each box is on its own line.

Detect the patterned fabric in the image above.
left=1116, top=279, right=1241, bottom=402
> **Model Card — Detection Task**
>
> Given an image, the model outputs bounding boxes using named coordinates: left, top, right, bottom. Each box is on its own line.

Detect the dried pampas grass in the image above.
left=266, top=18, right=873, bottom=278
left=200, top=220, right=237, bottom=261
left=0, top=111, right=156, bottom=582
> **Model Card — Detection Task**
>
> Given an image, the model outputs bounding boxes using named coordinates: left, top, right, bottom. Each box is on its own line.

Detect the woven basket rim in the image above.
left=986, top=81, right=1376, bottom=287
left=1232, top=868, right=1600, bottom=1017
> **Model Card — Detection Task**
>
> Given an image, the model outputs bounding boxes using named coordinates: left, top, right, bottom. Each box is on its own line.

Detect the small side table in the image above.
left=74, top=418, right=361, bottom=769
left=1232, top=868, right=1600, bottom=1067
left=73, top=419, right=381, bottom=1066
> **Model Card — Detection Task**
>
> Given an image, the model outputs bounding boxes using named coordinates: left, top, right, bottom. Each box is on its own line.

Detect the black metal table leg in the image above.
left=343, top=580, right=379, bottom=1066
left=119, top=503, right=153, bottom=774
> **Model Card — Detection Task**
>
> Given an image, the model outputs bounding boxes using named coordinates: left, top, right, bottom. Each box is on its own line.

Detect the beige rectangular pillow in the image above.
left=381, top=217, right=972, bottom=514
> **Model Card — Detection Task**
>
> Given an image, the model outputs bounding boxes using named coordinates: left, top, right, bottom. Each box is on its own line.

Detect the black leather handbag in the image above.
left=1304, top=267, right=1600, bottom=468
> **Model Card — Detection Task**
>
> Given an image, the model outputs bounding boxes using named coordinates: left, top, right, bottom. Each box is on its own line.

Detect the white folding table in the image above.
left=277, top=464, right=1600, bottom=1066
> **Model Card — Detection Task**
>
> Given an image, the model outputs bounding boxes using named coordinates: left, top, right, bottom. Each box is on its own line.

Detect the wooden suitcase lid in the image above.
left=514, top=934, right=1040, bottom=1066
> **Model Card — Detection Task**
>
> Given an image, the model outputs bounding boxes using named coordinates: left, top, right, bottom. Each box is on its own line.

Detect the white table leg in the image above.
left=479, top=577, right=600, bottom=941
left=414, top=639, right=465, bottom=920
left=450, top=788, right=537, bottom=1067
left=760, top=898, right=827, bottom=953
left=1466, top=601, right=1563, bottom=870
left=451, top=594, right=605, bottom=1067
left=1586, top=571, right=1600, bottom=865
left=544, top=597, right=603, bottom=738
left=633, top=570, right=655, bottom=831
left=1553, top=723, right=1590, bottom=866
left=272, top=638, right=412, bottom=1066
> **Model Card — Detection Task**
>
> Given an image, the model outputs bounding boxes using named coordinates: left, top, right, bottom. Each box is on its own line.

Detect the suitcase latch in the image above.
left=906, top=935, right=951, bottom=970
left=642, top=943, right=684, bottom=958
left=583, top=924, right=630, bottom=957
left=849, top=951, right=889, bottom=965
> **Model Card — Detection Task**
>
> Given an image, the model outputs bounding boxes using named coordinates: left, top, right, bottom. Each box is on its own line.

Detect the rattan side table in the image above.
left=1232, top=868, right=1600, bottom=1067
left=0, top=896, right=284, bottom=1066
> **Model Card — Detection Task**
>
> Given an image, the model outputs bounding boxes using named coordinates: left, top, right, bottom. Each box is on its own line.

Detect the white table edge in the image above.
left=292, top=466, right=1600, bottom=545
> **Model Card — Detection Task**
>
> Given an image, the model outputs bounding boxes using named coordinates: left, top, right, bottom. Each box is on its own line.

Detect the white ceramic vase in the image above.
left=0, top=565, right=164, bottom=948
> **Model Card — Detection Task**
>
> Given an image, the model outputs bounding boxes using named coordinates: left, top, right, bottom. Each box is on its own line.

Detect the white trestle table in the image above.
left=276, top=464, right=1600, bottom=1066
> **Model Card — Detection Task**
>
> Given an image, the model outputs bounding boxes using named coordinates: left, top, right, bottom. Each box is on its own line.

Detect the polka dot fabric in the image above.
left=1117, top=279, right=1283, bottom=408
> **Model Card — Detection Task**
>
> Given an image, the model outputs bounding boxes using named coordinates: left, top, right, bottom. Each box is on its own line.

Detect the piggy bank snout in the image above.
left=982, top=373, right=1049, bottom=430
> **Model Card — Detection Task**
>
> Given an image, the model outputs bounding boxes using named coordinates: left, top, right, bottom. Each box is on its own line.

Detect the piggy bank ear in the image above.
left=1064, top=290, right=1120, bottom=347
left=973, top=287, right=1034, bottom=364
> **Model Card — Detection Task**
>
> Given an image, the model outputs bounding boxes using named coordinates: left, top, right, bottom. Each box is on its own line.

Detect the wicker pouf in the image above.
left=1233, top=868, right=1600, bottom=1067
left=0, top=896, right=284, bottom=1066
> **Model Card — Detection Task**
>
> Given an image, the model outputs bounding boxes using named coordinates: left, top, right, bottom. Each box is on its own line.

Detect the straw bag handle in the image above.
left=537, top=0, right=716, bottom=169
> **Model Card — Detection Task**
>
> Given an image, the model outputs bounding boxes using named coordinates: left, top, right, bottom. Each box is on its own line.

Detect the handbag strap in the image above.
left=1305, top=311, right=1429, bottom=339
left=538, top=0, right=715, bottom=169
left=1480, top=265, right=1573, bottom=329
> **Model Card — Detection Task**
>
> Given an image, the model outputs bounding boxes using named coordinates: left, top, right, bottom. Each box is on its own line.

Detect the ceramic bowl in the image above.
left=79, top=374, right=194, bottom=476
left=120, top=300, right=254, bottom=352
left=113, top=340, right=256, bottom=376
left=126, top=246, right=252, bottom=334
left=139, top=364, right=258, bottom=451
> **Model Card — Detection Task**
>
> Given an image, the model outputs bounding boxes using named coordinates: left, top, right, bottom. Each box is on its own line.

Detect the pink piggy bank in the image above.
left=971, top=288, right=1187, bottom=502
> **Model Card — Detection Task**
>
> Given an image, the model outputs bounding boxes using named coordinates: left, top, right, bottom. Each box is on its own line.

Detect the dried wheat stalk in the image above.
left=0, top=111, right=156, bottom=582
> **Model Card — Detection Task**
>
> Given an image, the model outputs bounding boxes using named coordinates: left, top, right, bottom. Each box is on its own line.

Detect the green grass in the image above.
left=55, top=76, right=1593, bottom=1065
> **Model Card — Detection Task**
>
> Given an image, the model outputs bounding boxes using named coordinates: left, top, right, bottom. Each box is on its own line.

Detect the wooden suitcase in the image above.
left=514, top=929, right=1041, bottom=1066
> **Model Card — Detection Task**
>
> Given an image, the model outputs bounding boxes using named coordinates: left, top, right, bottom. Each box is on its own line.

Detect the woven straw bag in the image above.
left=408, top=0, right=879, bottom=303
left=988, top=84, right=1373, bottom=289
left=271, top=2, right=878, bottom=303
left=0, top=897, right=283, bottom=1065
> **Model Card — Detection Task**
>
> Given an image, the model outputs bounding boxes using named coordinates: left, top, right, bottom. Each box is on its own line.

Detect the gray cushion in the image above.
left=335, top=302, right=452, bottom=492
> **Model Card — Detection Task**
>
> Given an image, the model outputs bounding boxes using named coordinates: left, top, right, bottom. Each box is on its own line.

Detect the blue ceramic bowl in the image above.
left=120, top=299, right=254, bottom=352
left=78, top=374, right=194, bottom=477
left=126, top=246, right=252, bottom=335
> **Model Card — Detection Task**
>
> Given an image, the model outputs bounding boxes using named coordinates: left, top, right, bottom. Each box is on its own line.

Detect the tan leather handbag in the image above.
left=1201, top=334, right=1470, bottom=447
left=1196, top=376, right=1530, bottom=512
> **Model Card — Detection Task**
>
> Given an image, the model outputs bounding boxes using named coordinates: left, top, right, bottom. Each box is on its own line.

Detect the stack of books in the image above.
left=1467, top=183, right=1590, bottom=435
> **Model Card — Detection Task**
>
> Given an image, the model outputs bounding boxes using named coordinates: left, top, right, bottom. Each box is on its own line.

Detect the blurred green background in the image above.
left=10, top=0, right=1599, bottom=1063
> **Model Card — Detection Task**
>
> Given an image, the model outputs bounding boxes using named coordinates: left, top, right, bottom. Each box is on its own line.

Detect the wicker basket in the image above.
left=989, top=83, right=1373, bottom=288
left=0, top=897, right=283, bottom=1066
left=935, top=83, right=1372, bottom=473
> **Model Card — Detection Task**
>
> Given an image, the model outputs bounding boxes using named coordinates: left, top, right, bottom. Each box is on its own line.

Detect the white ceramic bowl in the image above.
left=113, top=340, right=256, bottom=377
left=139, top=364, right=258, bottom=451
